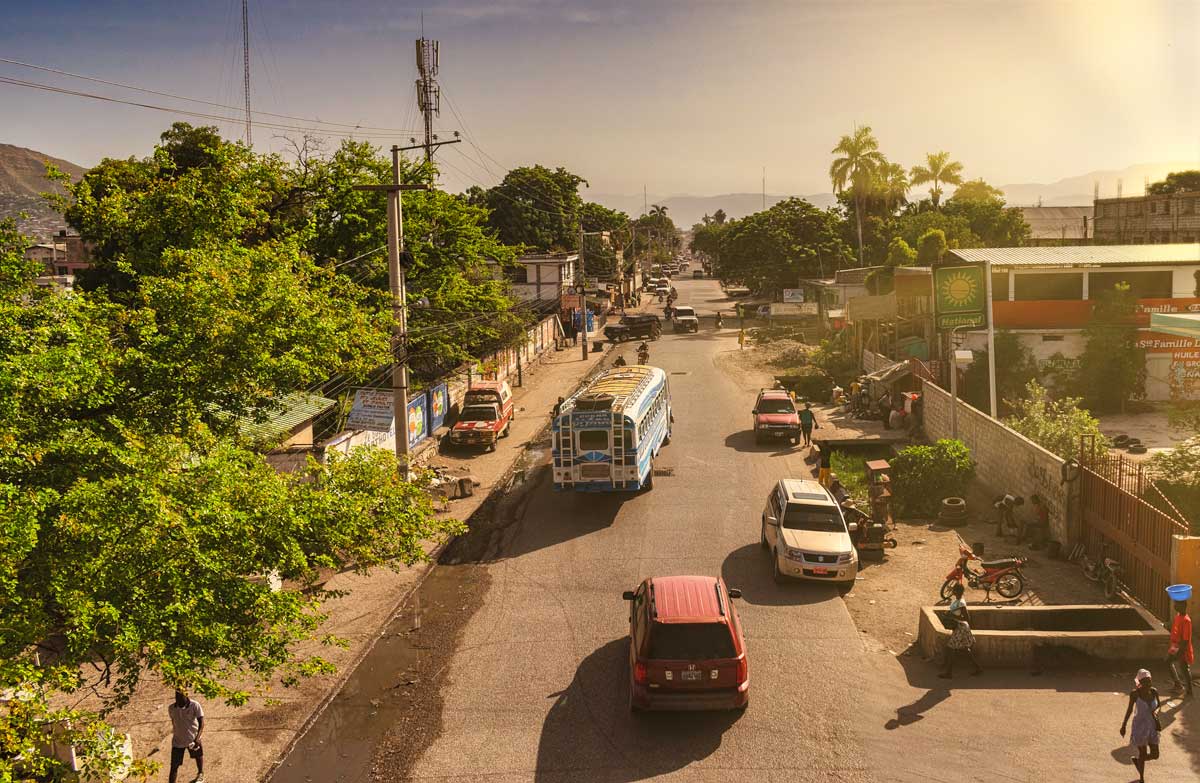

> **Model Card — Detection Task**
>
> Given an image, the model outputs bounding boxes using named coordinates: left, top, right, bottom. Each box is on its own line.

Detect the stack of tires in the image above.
left=938, top=496, right=968, bottom=527
left=1112, top=434, right=1146, bottom=455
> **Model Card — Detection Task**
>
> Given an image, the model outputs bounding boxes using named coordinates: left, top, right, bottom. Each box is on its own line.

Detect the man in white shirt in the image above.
left=167, top=688, right=205, bottom=783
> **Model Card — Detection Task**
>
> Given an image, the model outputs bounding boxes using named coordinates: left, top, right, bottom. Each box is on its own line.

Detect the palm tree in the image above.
left=909, top=151, right=964, bottom=209
left=877, top=161, right=909, bottom=213
left=830, top=125, right=886, bottom=265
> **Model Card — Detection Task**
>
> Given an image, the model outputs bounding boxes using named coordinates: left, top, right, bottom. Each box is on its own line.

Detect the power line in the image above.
left=0, top=57, right=421, bottom=135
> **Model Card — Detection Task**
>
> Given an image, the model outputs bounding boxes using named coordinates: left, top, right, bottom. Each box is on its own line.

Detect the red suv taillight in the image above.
left=735, top=657, right=748, bottom=685
left=634, top=661, right=648, bottom=685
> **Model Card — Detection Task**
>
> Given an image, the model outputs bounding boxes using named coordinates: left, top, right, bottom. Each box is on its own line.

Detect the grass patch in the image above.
left=830, top=446, right=895, bottom=503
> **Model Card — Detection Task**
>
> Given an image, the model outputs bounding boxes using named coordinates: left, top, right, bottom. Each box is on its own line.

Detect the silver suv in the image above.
left=760, top=478, right=858, bottom=589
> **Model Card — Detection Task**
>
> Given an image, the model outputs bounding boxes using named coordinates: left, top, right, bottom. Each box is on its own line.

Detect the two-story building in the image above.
left=488, top=252, right=578, bottom=305
left=1093, top=191, right=1200, bottom=244
left=947, top=243, right=1200, bottom=400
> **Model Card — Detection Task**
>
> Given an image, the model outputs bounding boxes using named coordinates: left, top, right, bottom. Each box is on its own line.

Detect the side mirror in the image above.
left=751, top=409, right=757, bottom=415
left=622, top=590, right=636, bottom=601
left=847, top=522, right=859, bottom=534
left=728, top=588, right=743, bottom=599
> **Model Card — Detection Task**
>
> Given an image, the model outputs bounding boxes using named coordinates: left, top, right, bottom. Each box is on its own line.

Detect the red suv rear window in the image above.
left=648, top=622, right=735, bottom=660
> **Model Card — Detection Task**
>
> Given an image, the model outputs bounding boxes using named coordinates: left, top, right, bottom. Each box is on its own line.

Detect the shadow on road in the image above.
left=534, top=638, right=741, bottom=782
left=884, top=687, right=952, bottom=729
left=723, top=429, right=802, bottom=455
left=720, top=543, right=843, bottom=607
left=894, top=641, right=1144, bottom=694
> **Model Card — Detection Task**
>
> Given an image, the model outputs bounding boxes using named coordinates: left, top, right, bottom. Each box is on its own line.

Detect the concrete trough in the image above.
left=917, top=604, right=1169, bottom=668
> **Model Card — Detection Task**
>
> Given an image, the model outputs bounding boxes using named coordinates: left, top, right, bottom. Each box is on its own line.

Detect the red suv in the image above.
left=752, top=388, right=800, bottom=445
left=622, top=575, right=749, bottom=712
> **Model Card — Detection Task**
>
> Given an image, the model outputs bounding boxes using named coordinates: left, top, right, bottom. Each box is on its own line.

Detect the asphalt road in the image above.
left=278, top=277, right=1199, bottom=783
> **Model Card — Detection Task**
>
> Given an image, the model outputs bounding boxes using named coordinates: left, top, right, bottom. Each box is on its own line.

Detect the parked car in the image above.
left=752, top=388, right=800, bottom=444
left=692, top=269, right=704, bottom=279
left=622, top=575, right=749, bottom=711
left=672, top=305, right=700, bottom=333
left=448, top=381, right=514, bottom=452
left=760, top=478, right=859, bottom=588
left=605, top=314, right=661, bottom=342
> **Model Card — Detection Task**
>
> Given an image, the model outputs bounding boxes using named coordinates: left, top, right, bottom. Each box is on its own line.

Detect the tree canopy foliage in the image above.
left=466, top=164, right=586, bottom=251
left=1147, top=170, right=1200, bottom=195
left=1080, top=282, right=1146, bottom=413
left=1005, top=381, right=1110, bottom=459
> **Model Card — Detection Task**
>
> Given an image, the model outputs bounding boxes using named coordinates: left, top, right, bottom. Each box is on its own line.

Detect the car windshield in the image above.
left=757, top=399, right=795, bottom=414
left=674, top=308, right=695, bottom=317
left=461, top=405, right=498, bottom=421
left=648, top=622, right=736, bottom=660
left=464, top=391, right=498, bottom=405
left=782, top=506, right=845, bottom=532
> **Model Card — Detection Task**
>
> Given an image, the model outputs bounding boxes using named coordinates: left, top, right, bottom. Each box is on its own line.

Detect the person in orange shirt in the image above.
left=1168, top=599, right=1194, bottom=698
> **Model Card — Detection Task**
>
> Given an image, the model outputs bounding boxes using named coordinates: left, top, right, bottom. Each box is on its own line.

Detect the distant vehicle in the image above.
left=692, top=270, right=704, bottom=279
left=672, top=305, right=699, bottom=333
left=655, top=285, right=671, bottom=298
left=605, top=314, right=661, bottom=342
left=752, top=388, right=799, bottom=444
left=552, top=365, right=672, bottom=491
left=449, top=380, right=514, bottom=451
left=760, top=478, right=859, bottom=588
left=755, top=304, right=771, bottom=319
left=622, top=575, right=749, bottom=711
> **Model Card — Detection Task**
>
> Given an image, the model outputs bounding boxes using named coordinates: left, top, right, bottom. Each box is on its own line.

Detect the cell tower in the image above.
left=242, top=0, right=252, bottom=147
left=415, top=37, right=440, bottom=164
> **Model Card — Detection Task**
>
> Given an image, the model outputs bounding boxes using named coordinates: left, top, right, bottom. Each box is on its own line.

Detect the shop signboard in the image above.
left=782, top=288, right=805, bottom=303
left=346, top=389, right=394, bottom=432
left=932, top=263, right=987, bottom=330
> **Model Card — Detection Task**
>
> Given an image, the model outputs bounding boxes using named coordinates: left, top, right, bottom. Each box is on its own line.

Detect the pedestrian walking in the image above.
left=816, top=443, right=832, bottom=487
left=1120, top=669, right=1162, bottom=782
left=938, top=583, right=982, bottom=679
left=738, top=328, right=746, bottom=350
left=168, top=688, right=205, bottom=783
left=798, top=402, right=818, bottom=447
left=1167, top=597, right=1194, bottom=698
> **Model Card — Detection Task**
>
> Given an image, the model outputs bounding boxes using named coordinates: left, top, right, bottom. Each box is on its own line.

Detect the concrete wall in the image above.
left=920, top=378, right=1070, bottom=544
left=1171, top=535, right=1200, bottom=591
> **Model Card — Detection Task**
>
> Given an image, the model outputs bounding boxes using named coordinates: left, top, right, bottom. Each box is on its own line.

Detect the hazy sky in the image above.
left=2, top=0, right=1197, bottom=197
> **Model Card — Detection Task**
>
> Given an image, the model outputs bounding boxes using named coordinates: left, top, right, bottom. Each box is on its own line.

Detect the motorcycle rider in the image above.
left=637, top=341, right=650, bottom=364
left=614, top=355, right=628, bottom=367
left=715, top=311, right=724, bottom=328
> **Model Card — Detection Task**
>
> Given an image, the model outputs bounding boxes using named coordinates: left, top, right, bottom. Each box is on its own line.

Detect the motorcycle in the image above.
left=941, top=545, right=1027, bottom=601
left=637, top=345, right=650, bottom=364
left=715, top=313, right=724, bottom=329
left=1075, top=543, right=1123, bottom=600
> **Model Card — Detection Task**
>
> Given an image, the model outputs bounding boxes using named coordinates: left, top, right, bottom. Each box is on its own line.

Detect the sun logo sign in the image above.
left=933, top=264, right=986, bottom=329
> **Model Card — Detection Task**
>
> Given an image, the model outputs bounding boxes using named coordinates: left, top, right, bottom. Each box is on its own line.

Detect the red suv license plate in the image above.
left=681, top=670, right=702, bottom=681
left=811, top=567, right=829, bottom=575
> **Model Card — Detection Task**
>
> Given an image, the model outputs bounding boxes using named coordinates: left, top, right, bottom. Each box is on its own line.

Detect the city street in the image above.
left=275, top=278, right=1197, bottom=782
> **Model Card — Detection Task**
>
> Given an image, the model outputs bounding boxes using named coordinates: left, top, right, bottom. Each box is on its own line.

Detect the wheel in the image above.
left=501, top=424, right=511, bottom=438
left=663, top=429, right=671, bottom=446
left=643, top=467, right=654, bottom=491
left=995, top=572, right=1024, bottom=599
left=772, top=550, right=786, bottom=584
left=760, top=519, right=769, bottom=550
left=838, top=583, right=854, bottom=596
left=488, top=442, right=497, bottom=453
left=939, top=578, right=959, bottom=601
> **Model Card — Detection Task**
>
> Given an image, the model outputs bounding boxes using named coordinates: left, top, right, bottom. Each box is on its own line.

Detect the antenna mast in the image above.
left=415, top=36, right=440, bottom=164
left=242, top=0, right=252, bottom=147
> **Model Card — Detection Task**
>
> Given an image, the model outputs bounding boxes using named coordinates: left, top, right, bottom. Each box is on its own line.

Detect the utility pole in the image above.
left=643, top=185, right=648, bottom=217
left=242, top=0, right=252, bottom=146
left=762, top=166, right=766, bottom=211
left=354, top=150, right=428, bottom=478
left=578, top=222, right=588, bottom=360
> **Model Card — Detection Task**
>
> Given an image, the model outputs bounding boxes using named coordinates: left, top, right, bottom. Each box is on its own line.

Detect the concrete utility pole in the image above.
left=984, top=259, right=998, bottom=418
left=579, top=222, right=588, bottom=360
left=355, top=150, right=428, bottom=477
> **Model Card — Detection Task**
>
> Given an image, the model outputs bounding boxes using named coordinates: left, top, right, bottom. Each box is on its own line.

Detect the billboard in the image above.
left=346, top=389, right=394, bottom=432
left=782, top=289, right=805, bottom=303
left=428, top=383, right=449, bottom=431
left=406, top=393, right=428, bottom=449
left=933, top=264, right=987, bottom=330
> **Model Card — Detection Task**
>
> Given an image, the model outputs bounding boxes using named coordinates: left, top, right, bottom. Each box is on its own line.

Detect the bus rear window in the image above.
left=578, top=430, right=609, bottom=451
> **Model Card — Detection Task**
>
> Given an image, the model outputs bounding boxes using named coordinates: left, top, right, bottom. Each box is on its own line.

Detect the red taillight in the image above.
left=735, top=657, right=748, bottom=685
left=634, top=661, right=647, bottom=685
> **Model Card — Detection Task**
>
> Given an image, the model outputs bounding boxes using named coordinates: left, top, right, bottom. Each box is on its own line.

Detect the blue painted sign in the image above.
left=406, top=393, right=428, bottom=449
left=428, top=383, right=449, bottom=431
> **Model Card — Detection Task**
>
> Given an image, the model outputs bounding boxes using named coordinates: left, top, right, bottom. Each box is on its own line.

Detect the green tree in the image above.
left=885, top=236, right=917, bottom=266
left=949, top=178, right=1004, bottom=203
left=830, top=125, right=887, bottom=265
left=894, top=209, right=977, bottom=250
left=916, top=228, right=948, bottom=264
left=468, top=164, right=586, bottom=251
left=875, top=161, right=910, bottom=213
left=1079, top=282, right=1146, bottom=413
left=943, top=197, right=1030, bottom=247
left=714, top=198, right=852, bottom=295
left=909, top=150, right=964, bottom=209
left=961, top=331, right=1039, bottom=416
left=1147, top=170, right=1200, bottom=195
left=1005, top=381, right=1110, bottom=458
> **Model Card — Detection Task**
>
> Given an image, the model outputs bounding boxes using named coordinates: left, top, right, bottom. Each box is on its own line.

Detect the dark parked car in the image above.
left=623, top=575, right=749, bottom=711
left=605, top=314, right=661, bottom=342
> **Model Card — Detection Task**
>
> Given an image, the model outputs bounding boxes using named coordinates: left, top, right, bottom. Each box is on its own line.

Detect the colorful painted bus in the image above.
left=552, top=365, right=672, bottom=491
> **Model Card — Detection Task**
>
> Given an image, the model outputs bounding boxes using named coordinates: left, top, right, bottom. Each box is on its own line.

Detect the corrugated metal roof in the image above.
left=652, top=576, right=723, bottom=621
left=950, top=243, right=1200, bottom=268
left=237, top=392, right=337, bottom=444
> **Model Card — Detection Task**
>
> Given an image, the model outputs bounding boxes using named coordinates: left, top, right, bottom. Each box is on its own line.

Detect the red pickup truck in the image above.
left=449, top=380, right=514, bottom=452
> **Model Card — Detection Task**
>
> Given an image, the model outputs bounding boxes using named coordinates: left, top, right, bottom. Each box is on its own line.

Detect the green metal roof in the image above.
left=236, top=392, right=337, bottom=445
left=950, top=243, right=1200, bottom=268
left=1150, top=312, right=1200, bottom=339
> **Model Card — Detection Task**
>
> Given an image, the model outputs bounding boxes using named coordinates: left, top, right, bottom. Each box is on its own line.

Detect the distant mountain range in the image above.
left=0, top=143, right=86, bottom=238
left=594, top=161, right=1200, bottom=229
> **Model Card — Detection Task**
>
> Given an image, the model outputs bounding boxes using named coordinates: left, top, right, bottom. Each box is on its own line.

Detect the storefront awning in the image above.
left=1150, top=312, right=1200, bottom=340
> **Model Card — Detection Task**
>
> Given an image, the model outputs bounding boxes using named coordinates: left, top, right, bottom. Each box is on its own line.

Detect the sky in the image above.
left=1, top=0, right=1198, bottom=198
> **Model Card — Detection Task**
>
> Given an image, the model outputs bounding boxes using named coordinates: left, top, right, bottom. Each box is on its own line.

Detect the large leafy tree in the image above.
left=909, top=150, right=964, bottom=209
left=712, top=198, right=852, bottom=295
left=830, top=126, right=886, bottom=265
left=1080, top=282, right=1146, bottom=413
left=0, top=218, right=461, bottom=780
left=962, top=331, right=1039, bottom=416
left=467, top=164, right=586, bottom=251
left=578, top=202, right=629, bottom=280
left=1006, top=381, right=1110, bottom=459
left=950, top=178, right=1005, bottom=203
left=1147, top=170, right=1200, bottom=195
